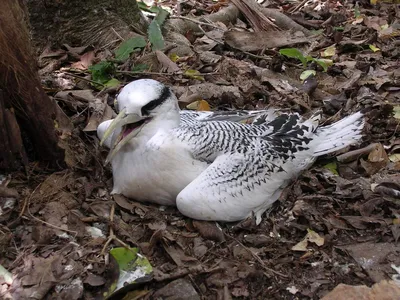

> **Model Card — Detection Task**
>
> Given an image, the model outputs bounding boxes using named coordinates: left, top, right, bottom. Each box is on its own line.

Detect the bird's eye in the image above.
left=141, top=87, right=171, bottom=116
left=141, top=99, right=160, bottom=115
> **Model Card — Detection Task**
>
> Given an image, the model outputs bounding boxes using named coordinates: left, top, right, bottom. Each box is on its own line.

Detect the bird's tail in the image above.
left=312, top=112, right=364, bottom=156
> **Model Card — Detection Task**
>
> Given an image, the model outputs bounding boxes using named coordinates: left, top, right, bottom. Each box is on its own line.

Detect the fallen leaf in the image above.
left=307, top=229, right=325, bottom=246
left=292, top=237, right=309, bottom=251
left=155, top=50, right=180, bottom=73
left=184, top=69, right=204, bottom=81
left=300, top=70, right=316, bottom=81
left=393, top=106, right=400, bottom=120
left=104, top=78, right=120, bottom=88
left=0, top=265, right=12, bottom=285
left=148, top=19, right=164, bottom=51
left=169, top=53, right=180, bottom=62
left=323, top=161, right=339, bottom=175
left=369, top=44, right=380, bottom=52
left=103, top=247, right=153, bottom=298
left=321, top=46, right=336, bottom=57
left=389, top=154, right=400, bottom=162
left=84, top=273, right=105, bottom=287
left=114, top=36, right=147, bottom=61
left=292, top=229, right=324, bottom=251
left=186, top=100, right=211, bottom=111
left=71, top=51, right=95, bottom=70
left=286, top=286, right=299, bottom=295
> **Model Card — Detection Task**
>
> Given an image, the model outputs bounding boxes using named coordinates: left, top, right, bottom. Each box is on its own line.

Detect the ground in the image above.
left=1, top=0, right=400, bottom=299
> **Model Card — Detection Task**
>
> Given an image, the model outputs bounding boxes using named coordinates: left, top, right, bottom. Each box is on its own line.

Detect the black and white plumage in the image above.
left=97, top=79, right=364, bottom=224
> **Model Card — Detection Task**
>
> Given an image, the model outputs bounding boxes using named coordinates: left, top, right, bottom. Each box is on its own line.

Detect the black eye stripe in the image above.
left=141, top=86, right=171, bottom=115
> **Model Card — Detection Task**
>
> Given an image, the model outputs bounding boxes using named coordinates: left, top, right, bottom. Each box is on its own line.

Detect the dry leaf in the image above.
left=186, top=100, right=211, bottom=111
left=292, top=229, right=324, bottom=251
left=155, top=50, right=180, bottom=73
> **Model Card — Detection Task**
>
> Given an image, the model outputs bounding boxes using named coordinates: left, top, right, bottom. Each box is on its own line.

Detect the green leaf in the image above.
left=279, top=48, right=307, bottom=66
left=89, top=61, right=115, bottom=84
left=104, top=78, right=121, bottom=88
left=300, top=70, right=316, bottom=81
left=368, top=44, right=380, bottom=52
left=115, top=37, right=147, bottom=61
left=137, top=1, right=161, bottom=13
left=148, top=19, right=164, bottom=51
left=103, top=247, right=153, bottom=298
left=154, top=7, right=169, bottom=26
left=132, top=63, right=149, bottom=72
left=323, top=161, right=339, bottom=175
left=313, top=58, right=333, bottom=72
left=184, top=69, right=204, bottom=81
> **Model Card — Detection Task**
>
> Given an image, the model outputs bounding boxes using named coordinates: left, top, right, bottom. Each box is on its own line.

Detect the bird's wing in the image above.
left=175, top=111, right=364, bottom=223
left=180, top=109, right=277, bottom=125
left=173, top=112, right=319, bottom=223
left=176, top=150, right=294, bottom=224
left=174, top=111, right=318, bottom=162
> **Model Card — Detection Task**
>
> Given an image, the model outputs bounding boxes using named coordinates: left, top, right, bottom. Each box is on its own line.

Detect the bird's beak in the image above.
left=100, top=108, right=149, bottom=164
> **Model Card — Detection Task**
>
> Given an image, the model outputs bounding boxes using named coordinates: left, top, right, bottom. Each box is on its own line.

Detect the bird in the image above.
left=97, top=79, right=364, bottom=224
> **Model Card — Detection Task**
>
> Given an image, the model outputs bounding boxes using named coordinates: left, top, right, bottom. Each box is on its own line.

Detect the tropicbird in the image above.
left=97, top=79, right=364, bottom=224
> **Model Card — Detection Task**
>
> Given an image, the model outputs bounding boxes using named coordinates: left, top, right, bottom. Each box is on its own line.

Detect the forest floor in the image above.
left=1, top=0, right=400, bottom=299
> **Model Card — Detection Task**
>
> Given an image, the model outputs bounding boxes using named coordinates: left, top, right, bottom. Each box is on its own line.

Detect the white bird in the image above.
left=97, top=79, right=364, bottom=224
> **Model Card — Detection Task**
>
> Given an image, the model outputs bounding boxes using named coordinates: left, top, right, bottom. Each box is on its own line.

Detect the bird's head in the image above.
left=99, top=79, right=179, bottom=164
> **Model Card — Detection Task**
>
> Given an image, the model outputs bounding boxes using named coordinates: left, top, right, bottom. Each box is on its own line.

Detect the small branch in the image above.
left=100, top=204, right=131, bottom=255
left=111, top=27, right=125, bottom=41
left=226, top=234, right=289, bottom=278
left=170, top=16, right=224, bottom=31
left=336, top=143, right=378, bottom=163
left=154, top=265, right=223, bottom=282
left=117, top=70, right=219, bottom=76
left=63, top=72, right=104, bottom=86
left=288, top=0, right=309, bottom=14
left=198, top=25, right=223, bottom=44
left=21, top=181, right=78, bottom=235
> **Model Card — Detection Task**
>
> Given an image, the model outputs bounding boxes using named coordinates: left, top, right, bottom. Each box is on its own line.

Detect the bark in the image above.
left=0, top=90, right=27, bottom=170
left=0, top=0, right=64, bottom=170
left=26, top=0, right=149, bottom=51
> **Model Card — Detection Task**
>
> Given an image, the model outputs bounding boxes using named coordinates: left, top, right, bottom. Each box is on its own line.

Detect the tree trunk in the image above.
left=0, top=0, right=64, bottom=170
left=26, top=0, right=149, bottom=51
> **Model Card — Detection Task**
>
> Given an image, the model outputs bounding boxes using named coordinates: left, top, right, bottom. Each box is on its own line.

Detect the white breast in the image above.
left=110, top=130, right=208, bottom=205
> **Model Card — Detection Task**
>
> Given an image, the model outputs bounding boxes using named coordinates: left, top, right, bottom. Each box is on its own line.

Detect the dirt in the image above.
left=1, top=0, right=400, bottom=299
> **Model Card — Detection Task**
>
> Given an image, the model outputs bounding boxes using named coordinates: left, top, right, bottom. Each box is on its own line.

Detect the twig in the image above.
left=21, top=181, right=78, bottom=235
left=336, top=143, right=379, bottom=163
left=198, top=25, right=223, bottom=44
left=288, top=0, right=309, bottom=14
left=154, top=265, right=223, bottom=282
left=226, top=234, right=289, bottom=278
left=117, top=70, right=219, bottom=76
left=242, top=51, right=272, bottom=61
left=170, top=15, right=224, bottom=31
left=100, top=204, right=131, bottom=255
left=63, top=72, right=104, bottom=86
left=111, top=27, right=125, bottom=41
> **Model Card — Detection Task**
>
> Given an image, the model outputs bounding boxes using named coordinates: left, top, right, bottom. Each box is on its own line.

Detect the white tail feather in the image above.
left=312, top=112, right=364, bottom=156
